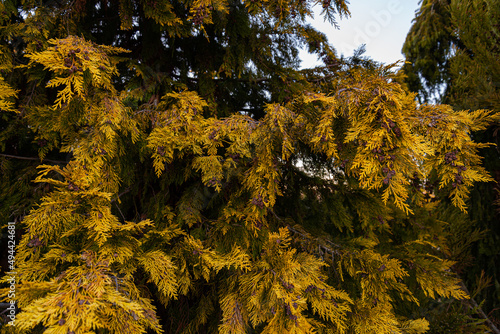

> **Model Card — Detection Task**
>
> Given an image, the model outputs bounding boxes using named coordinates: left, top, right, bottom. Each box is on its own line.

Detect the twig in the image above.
left=267, top=208, right=342, bottom=255
left=111, top=187, right=131, bottom=203
left=113, top=275, right=119, bottom=291
left=286, top=224, right=342, bottom=256
left=0, top=302, right=16, bottom=316
left=336, top=87, right=363, bottom=95
left=460, top=281, right=500, bottom=334
left=114, top=202, right=126, bottom=222
left=111, top=188, right=130, bottom=222
left=0, top=153, right=66, bottom=164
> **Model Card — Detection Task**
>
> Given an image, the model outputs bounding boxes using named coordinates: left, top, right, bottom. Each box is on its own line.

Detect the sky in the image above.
left=300, top=0, right=421, bottom=67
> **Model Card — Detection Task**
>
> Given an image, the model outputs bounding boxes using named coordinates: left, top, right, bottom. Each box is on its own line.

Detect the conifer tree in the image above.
left=403, top=1, right=500, bottom=331
left=0, top=0, right=499, bottom=333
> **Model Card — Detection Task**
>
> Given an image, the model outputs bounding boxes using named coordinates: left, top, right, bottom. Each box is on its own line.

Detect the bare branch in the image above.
left=0, top=153, right=66, bottom=164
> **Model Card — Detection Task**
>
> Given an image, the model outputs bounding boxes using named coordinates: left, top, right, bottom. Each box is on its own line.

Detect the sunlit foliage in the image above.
left=0, top=0, right=498, bottom=333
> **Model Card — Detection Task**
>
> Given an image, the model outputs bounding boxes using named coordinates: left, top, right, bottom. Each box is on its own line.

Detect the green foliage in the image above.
left=402, top=0, right=500, bottom=328
left=0, top=0, right=499, bottom=333
left=401, top=0, right=455, bottom=103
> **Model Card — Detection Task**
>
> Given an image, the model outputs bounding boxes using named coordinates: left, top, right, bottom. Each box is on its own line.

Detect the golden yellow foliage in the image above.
left=0, top=4, right=497, bottom=332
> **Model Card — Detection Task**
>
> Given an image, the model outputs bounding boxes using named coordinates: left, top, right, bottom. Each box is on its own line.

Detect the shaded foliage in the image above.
left=403, top=0, right=500, bottom=331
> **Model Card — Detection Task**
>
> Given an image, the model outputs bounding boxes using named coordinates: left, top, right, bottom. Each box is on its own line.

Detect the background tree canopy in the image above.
left=0, top=0, right=498, bottom=333
left=403, top=0, right=500, bottom=329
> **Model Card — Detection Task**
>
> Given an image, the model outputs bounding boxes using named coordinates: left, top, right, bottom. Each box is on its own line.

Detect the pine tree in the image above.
left=0, top=0, right=499, bottom=333
left=403, top=1, right=500, bottom=331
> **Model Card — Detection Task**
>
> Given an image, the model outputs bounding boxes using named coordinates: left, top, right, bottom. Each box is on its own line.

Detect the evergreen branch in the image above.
left=305, top=74, right=336, bottom=83
left=459, top=281, right=500, bottom=334
left=174, top=71, right=347, bottom=86
left=285, top=223, right=342, bottom=281
left=171, top=74, right=271, bottom=83
left=336, top=87, right=363, bottom=95
left=3, top=4, right=498, bottom=332
left=267, top=208, right=342, bottom=256
left=0, top=153, right=66, bottom=164
left=239, top=107, right=264, bottom=114
left=286, top=224, right=342, bottom=256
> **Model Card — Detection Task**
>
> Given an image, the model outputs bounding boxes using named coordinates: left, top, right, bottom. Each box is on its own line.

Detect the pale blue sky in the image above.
left=300, top=0, right=421, bottom=67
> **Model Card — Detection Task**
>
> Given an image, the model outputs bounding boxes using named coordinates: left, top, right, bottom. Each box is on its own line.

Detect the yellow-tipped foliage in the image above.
left=0, top=1, right=498, bottom=332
